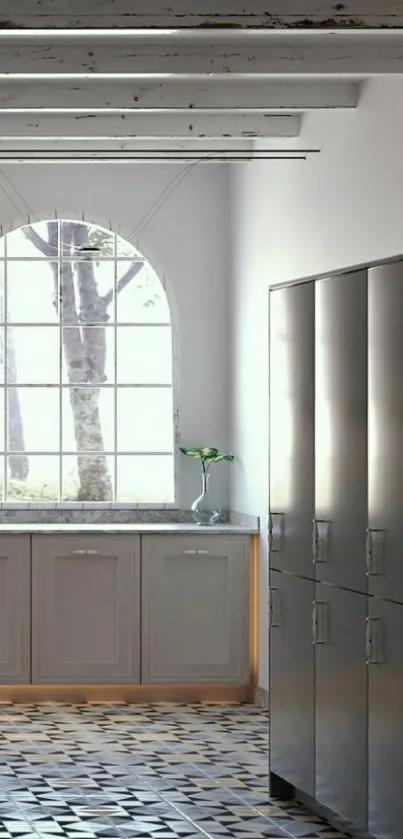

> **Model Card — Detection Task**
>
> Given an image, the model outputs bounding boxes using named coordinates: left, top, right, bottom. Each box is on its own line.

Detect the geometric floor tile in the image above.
left=0, top=704, right=347, bottom=839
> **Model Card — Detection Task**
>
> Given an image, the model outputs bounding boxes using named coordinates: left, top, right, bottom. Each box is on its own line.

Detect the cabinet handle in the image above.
left=313, top=600, right=330, bottom=644
left=269, top=512, right=284, bottom=552
left=181, top=549, right=197, bottom=555
left=312, top=520, right=330, bottom=564
left=365, top=528, right=385, bottom=576
left=366, top=617, right=384, bottom=664
left=269, top=588, right=281, bottom=627
left=198, top=550, right=210, bottom=555
left=71, top=549, right=100, bottom=555
left=181, top=549, right=210, bottom=556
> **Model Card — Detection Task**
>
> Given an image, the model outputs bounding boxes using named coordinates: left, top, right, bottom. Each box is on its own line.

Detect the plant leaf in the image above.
left=179, top=446, right=203, bottom=458
left=210, top=454, right=235, bottom=463
left=201, top=447, right=218, bottom=458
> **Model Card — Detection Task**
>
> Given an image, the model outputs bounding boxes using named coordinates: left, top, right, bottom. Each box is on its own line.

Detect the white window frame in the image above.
left=0, top=222, right=178, bottom=509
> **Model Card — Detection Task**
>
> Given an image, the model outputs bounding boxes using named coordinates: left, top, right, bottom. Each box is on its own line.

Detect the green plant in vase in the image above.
left=179, top=446, right=234, bottom=526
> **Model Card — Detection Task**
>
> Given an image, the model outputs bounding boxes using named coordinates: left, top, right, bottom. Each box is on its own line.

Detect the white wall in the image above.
left=230, top=77, right=403, bottom=689
left=0, top=162, right=232, bottom=508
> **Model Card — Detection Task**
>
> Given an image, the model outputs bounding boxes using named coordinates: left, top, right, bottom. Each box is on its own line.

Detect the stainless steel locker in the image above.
left=269, top=570, right=315, bottom=796
left=314, top=583, right=368, bottom=831
left=368, top=596, right=403, bottom=839
left=269, top=282, right=314, bottom=578
left=368, top=262, right=403, bottom=603
left=314, top=271, right=367, bottom=592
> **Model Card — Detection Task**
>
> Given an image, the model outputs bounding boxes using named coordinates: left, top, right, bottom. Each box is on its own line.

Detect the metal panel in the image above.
left=0, top=536, right=30, bottom=684
left=315, top=271, right=367, bottom=592
left=368, top=262, right=403, bottom=603
left=368, top=596, right=403, bottom=839
left=314, top=583, right=368, bottom=830
left=269, top=281, right=314, bottom=578
left=32, top=535, right=140, bottom=684
left=141, top=535, right=250, bottom=684
left=269, top=570, right=315, bottom=796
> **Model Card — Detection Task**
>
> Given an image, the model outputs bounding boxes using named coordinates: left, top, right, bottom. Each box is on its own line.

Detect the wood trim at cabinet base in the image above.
left=249, top=533, right=259, bottom=686
left=0, top=684, right=254, bottom=703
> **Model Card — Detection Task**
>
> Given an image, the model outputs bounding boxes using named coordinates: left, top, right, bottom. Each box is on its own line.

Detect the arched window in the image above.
left=0, top=219, right=175, bottom=503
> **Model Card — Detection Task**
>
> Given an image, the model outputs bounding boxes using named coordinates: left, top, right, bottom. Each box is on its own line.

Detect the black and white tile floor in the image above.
left=0, top=703, right=347, bottom=839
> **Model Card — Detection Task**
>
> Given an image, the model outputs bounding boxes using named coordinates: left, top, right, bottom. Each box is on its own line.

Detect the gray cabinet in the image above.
left=314, top=584, right=368, bottom=831
left=0, top=536, right=30, bottom=684
left=368, top=263, right=403, bottom=603
left=141, top=535, right=250, bottom=683
left=269, top=281, right=314, bottom=578
left=269, top=571, right=315, bottom=796
left=368, top=597, right=403, bottom=839
left=31, top=534, right=140, bottom=684
left=314, top=272, right=368, bottom=591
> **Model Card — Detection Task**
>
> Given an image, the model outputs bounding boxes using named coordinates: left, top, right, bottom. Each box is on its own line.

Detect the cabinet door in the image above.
left=141, top=535, right=250, bottom=683
left=269, top=282, right=314, bottom=577
left=368, top=597, right=403, bottom=839
left=0, top=536, right=30, bottom=684
left=368, top=263, right=403, bottom=602
left=315, top=583, right=367, bottom=831
left=32, top=535, right=140, bottom=684
left=269, top=571, right=315, bottom=796
left=315, top=272, right=367, bottom=591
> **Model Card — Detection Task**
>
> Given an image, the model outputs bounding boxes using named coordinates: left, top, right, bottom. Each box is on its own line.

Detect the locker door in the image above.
left=314, top=271, right=367, bottom=592
left=315, top=583, right=368, bottom=831
left=368, top=596, right=403, bottom=839
left=368, top=262, right=403, bottom=602
left=269, top=570, right=315, bottom=796
left=269, top=282, right=314, bottom=577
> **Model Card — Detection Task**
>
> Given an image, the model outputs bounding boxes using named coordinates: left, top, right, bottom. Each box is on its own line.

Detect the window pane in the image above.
left=8, top=388, right=59, bottom=452
left=7, top=261, right=59, bottom=324
left=9, top=327, right=60, bottom=384
left=117, top=388, right=174, bottom=452
left=61, top=221, right=115, bottom=261
left=7, top=455, right=59, bottom=501
left=116, top=262, right=170, bottom=324
left=62, top=326, right=114, bottom=385
left=61, top=261, right=115, bottom=324
left=117, top=326, right=172, bottom=385
left=6, top=222, right=58, bottom=259
left=62, top=387, right=114, bottom=452
left=117, top=455, right=174, bottom=502
left=62, top=454, right=114, bottom=502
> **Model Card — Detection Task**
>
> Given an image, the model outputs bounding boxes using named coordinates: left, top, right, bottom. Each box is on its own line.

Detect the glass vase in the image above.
left=191, top=470, right=221, bottom=526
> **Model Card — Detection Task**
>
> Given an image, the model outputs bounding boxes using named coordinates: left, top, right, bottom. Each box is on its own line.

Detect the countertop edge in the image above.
left=0, top=523, right=259, bottom=535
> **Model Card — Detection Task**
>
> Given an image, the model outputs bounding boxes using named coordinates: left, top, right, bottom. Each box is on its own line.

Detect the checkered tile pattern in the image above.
left=0, top=703, right=347, bottom=839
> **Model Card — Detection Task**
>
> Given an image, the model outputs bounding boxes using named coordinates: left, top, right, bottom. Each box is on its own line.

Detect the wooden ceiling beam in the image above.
left=0, top=79, right=360, bottom=110
left=1, top=1, right=403, bottom=30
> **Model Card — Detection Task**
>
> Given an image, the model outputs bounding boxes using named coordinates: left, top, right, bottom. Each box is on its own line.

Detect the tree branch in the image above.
left=24, top=225, right=56, bottom=258
left=102, top=261, right=144, bottom=308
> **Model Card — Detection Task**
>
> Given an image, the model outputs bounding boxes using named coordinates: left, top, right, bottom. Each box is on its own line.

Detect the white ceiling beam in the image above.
left=0, top=1, right=402, bottom=29
left=0, top=31, right=400, bottom=75
left=0, top=79, right=360, bottom=110
left=0, top=112, right=300, bottom=138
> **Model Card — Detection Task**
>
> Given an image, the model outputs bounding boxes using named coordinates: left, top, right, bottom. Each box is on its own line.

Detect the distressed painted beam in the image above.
left=0, top=112, right=300, bottom=138
left=0, top=31, right=401, bottom=75
left=0, top=79, right=360, bottom=110
left=1, top=0, right=403, bottom=29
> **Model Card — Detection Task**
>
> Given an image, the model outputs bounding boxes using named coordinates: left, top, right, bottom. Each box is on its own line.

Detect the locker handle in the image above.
left=269, top=587, right=281, bottom=627
left=269, top=512, right=284, bottom=553
left=313, top=600, right=331, bottom=644
left=365, top=528, right=385, bottom=576
left=312, top=520, right=330, bottom=563
left=366, top=617, right=384, bottom=664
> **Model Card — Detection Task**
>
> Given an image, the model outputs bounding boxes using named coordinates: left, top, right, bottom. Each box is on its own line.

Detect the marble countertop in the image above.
left=0, top=522, right=259, bottom=535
